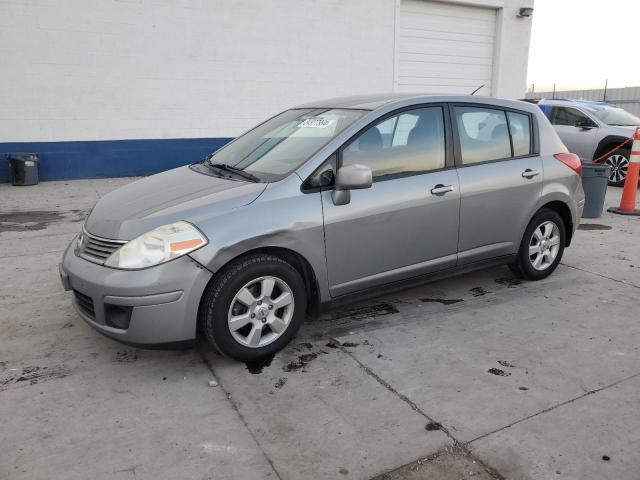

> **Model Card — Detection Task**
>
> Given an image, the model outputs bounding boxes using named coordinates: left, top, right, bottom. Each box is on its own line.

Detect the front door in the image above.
left=321, top=106, right=460, bottom=297
left=549, top=106, right=598, bottom=161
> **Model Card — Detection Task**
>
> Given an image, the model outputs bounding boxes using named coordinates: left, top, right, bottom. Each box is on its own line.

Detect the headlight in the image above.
left=104, top=221, right=208, bottom=269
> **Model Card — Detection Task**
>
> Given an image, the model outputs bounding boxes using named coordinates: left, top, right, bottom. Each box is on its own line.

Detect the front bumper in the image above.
left=60, top=239, right=212, bottom=345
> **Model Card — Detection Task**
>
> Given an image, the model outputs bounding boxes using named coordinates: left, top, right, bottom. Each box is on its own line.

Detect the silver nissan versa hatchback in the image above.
left=60, top=94, right=585, bottom=361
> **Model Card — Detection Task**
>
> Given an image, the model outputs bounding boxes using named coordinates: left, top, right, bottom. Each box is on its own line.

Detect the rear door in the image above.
left=452, top=104, right=543, bottom=264
left=321, top=105, right=460, bottom=297
left=548, top=106, right=598, bottom=160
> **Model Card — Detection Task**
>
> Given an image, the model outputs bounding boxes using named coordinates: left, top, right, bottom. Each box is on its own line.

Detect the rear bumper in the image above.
left=60, top=239, right=212, bottom=345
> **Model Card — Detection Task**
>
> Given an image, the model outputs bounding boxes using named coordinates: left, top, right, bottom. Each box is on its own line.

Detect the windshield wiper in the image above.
left=205, top=158, right=260, bottom=182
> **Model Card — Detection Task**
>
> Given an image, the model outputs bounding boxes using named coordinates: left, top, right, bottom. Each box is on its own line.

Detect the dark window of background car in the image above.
left=550, top=107, right=596, bottom=127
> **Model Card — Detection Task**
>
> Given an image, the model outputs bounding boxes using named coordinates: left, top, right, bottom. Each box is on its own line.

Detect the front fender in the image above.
left=188, top=177, right=330, bottom=303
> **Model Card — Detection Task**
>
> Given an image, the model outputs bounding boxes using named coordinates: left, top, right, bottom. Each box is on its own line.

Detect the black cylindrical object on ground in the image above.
left=8, top=154, right=39, bottom=186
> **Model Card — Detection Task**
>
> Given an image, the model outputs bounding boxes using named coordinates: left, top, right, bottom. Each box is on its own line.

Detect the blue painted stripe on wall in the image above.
left=0, top=137, right=234, bottom=183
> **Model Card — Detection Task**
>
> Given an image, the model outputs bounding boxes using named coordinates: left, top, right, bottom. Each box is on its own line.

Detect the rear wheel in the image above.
left=604, top=150, right=629, bottom=187
left=509, top=209, right=566, bottom=280
left=200, top=254, right=307, bottom=362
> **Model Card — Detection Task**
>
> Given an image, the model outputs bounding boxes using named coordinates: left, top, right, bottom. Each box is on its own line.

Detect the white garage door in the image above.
left=397, top=0, right=497, bottom=96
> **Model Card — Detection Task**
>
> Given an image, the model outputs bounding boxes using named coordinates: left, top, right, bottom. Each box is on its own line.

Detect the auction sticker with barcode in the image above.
left=297, top=118, right=333, bottom=128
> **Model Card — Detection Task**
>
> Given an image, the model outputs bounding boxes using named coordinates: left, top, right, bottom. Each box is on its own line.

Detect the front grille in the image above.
left=77, top=229, right=126, bottom=265
left=74, top=290, right=95, bottom=319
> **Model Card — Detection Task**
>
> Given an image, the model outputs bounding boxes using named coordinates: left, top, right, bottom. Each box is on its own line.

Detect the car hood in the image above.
left=605, top=125, right=639, bottom=135
left=85, top=165, right=267, bottom=240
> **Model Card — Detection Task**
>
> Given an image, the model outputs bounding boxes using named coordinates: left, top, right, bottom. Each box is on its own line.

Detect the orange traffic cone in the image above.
left=608, top=127, right=640, bottom=215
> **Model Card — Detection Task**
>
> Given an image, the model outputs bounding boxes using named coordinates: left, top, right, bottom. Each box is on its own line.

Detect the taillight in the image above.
left=554, top=153, right=582, bottom=176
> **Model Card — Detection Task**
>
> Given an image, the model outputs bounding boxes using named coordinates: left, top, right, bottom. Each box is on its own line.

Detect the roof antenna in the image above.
left=470, top=84, right=485, bottom=95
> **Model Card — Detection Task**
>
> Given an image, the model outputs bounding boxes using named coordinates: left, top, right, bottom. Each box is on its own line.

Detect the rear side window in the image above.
left=454, top=107, right=511, bottom=164
left=342, top=106, right=445, bottom=180
left=507, top=111, right=531, bottom=156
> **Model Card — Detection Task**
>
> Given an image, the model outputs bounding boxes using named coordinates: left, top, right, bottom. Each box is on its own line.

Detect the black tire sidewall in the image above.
left=202, top=255, right=307, bottom=362
left=516, top=209, right=566, bottom=280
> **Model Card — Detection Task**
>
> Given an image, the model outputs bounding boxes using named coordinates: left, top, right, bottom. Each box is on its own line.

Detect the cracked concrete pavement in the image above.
left=1, top=178, right=639, bottom=479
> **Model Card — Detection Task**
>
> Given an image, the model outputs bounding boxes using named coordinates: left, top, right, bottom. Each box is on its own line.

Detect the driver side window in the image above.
left=550, top=107, right=596, bottom=127
left=341, top=107, right=446, bottom=181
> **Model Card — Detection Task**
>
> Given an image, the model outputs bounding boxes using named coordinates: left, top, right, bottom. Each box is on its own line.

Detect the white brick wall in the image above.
left=0, top=0, right=532, bottom=143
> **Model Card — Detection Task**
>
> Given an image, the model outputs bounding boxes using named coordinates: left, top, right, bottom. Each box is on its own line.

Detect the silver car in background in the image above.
left=536, top=98, right=640, bottom=186
left=60, top=94, right=585, bottom=362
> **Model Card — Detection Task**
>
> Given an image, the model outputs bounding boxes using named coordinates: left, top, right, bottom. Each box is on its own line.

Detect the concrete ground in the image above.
left=1, top=178, right=639, bottom=480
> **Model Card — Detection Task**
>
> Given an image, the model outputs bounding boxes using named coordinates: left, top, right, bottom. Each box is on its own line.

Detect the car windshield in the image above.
left=583, top=105, right=640, bottom=126
left=202, top=108, right=366, bottom=181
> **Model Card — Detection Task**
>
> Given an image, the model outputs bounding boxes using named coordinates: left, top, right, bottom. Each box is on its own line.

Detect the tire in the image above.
left=508, top=209, right=566, bottom=281
left=604, top=149, right=630, bottom=187
left=200, top=254, right=307, bottom=362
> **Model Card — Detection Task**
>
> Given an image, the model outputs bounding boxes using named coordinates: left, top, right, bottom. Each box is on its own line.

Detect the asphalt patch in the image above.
left=420, top=297, right=463, bottom=305
left=0, top=209, right=87, bottom=233
left=578, top=224, right=612, bottom=231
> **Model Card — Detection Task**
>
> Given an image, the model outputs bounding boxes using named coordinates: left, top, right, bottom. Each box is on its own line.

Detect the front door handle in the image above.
left=522, top=169, right=540, bottom=179
left=430, top=184, right=454, bottom=195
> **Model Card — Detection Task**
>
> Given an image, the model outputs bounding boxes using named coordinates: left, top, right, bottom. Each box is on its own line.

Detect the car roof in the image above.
left=538, top=98, right=618, bottom=109
left=294, top=93, right=536, bottom=112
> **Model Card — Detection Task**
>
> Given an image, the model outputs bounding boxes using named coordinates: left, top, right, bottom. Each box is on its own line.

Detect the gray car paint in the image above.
left=85, top=165, right=267, bottom=239
left=537, top=99, right=639, bottom=162
left=62, top=94, right=584, bottom=346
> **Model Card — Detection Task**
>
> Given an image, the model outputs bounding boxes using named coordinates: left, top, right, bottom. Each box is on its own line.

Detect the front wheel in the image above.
left=200, top=254, right=307, bottom=362
left=509, top=209, right=566, bottom=280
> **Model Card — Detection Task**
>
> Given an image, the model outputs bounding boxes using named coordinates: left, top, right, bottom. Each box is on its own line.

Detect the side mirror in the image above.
left=331, top=164, right=373, bottom=206
left=575, top=120, right=594, bottom=129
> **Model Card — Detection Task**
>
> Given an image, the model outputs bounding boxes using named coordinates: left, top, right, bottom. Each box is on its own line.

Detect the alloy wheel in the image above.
left=605, top=154, right=629, bottom=184
left=227, top=276, right=294, bottom=348
left=528, top=221, right=561, bottom=271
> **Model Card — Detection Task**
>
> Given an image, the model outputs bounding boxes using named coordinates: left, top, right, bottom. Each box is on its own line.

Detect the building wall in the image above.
left=0, top=0, right=533, bottom=182
left=526, top=86, right=640, bottom=116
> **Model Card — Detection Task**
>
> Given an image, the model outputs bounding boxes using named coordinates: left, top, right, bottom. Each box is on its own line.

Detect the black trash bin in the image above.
left=7, top=154, right=39, bottom=186
left=581, top=162, right=611, bottom=218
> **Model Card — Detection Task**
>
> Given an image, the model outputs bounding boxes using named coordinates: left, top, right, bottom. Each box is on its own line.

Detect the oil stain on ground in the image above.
left=0, top=210, right=87, bottom=233
left=325, top=302, right=399, bottom=321
left=470, top=286, right=491, bottom=297
left=114, top=350, right=140, bottom=363
left=283, top=352, right=318, bottom=372
left=578, top=224, right=612, bottom=231
left=245, top=355, right=274, bottom=374
left=495, top=277, right=522, bottom=288
left=8, top=365, right=70, bottom=386
left=420, top=297, right=463, bottom=305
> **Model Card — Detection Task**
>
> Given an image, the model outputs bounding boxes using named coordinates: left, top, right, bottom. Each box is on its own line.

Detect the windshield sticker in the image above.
left=297, top=118, right=333, bottom=129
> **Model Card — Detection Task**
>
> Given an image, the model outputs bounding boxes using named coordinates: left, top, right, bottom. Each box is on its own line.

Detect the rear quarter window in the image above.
left=507, top=111, right=532, bottom=156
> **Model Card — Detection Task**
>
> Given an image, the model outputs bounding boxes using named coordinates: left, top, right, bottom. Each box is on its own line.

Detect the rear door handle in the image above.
left=522, top=169, right=540, bottom=179
left=430, top=184, right=454, bottom=195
